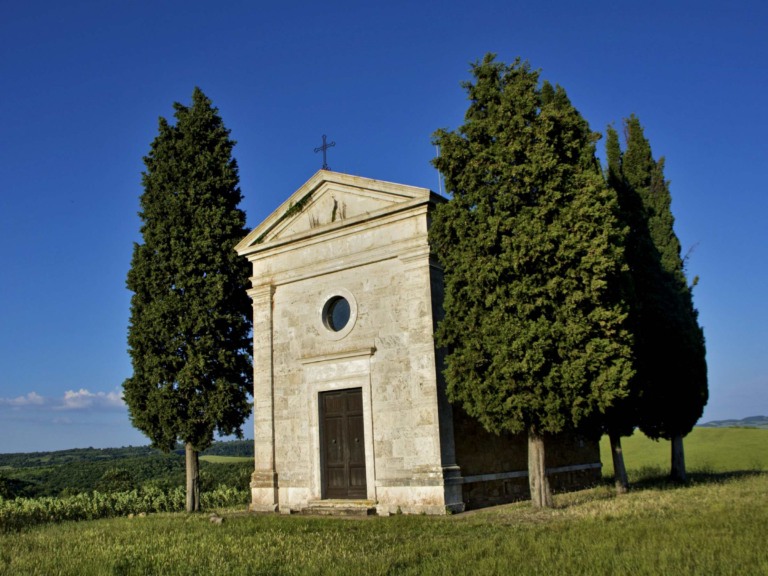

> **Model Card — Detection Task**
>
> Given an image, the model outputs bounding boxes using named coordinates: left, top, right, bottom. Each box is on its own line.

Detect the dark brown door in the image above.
left=320, top=388, right=367, bottom=499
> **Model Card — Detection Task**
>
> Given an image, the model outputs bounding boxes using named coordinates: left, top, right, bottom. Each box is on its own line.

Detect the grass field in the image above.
left=1, top=428, right=766, bottom=575
left=599, top=427, right=768, bottom=478
left=1, top=473, right=765, bottom=575
left=198, top=455, right=254, bottom=464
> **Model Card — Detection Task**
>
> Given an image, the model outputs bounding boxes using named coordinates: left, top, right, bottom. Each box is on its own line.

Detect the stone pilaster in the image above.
left=397, top=246, right=464, bottom=513
left=248, top=283, right=279, bottom=512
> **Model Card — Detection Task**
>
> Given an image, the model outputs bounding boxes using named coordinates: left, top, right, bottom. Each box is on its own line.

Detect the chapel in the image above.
left=235, top=170, right=601, bottom=515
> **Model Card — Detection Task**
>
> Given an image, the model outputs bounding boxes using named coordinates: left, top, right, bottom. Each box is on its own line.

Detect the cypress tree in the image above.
left=600, top=125, right=641, bottom=493
left=431, top=55, right=634, bottom=507
left=123, top=88, right=253, bottom=511
left=615, top=116, right=708, bottom=482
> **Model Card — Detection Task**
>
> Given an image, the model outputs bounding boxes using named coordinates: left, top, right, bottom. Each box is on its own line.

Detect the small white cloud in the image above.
left=0, top=391, right=45, bottom=407
left=59, top=388, right=125, bottom=410
left=0, top=388, right=126, bottom=412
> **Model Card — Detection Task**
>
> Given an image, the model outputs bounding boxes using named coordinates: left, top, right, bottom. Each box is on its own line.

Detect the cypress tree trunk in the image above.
left=528, top=432, right=553, bottom=508
left=671, top=434, right=687, bottom=482
left=609, top=432, right=629, bottom=494
left=185, top=442, right=201, bottom=512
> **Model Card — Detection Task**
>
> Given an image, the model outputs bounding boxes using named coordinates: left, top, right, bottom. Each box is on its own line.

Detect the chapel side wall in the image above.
left=453, top=408, right=602, bottom=509
left=545, top=434, right=602, bottom=494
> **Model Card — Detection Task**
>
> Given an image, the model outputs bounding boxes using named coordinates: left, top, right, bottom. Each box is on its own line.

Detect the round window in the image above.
left=323, top=296, right=351, bottom=332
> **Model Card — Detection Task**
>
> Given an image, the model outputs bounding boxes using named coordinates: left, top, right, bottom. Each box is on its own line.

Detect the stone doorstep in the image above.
left=301, top=499, right=377, bottom=516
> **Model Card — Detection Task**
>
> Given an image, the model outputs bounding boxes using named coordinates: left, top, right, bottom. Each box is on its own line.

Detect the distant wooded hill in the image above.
left=0, top=439, right=253, bottom=464
left=699, top=415, right=768, bottom=429
left=0, top=439, right=253, bottom=499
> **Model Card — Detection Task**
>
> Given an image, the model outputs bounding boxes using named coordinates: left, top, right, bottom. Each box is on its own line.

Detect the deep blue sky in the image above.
left=1, top=1, right=765, bottom=453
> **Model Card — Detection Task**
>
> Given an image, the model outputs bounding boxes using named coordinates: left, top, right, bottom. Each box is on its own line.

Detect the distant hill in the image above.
left=0, top=438, right=254, bottom=462
left=0, top=439, right=254, bottom=498
left=699, top=415, right=768, bottom=429
left=199, top=439, right=253, bottom=457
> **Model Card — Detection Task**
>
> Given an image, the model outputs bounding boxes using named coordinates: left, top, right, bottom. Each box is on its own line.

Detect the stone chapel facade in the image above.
left=235, top=171, right=601, bottom=515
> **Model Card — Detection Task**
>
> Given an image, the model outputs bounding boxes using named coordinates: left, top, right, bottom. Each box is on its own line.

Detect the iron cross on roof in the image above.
left=314, top=134, right=336, bottom=170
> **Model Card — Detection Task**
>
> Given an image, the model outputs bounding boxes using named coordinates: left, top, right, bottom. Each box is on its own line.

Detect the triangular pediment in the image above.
left=236, top=171, right=434, bottom=253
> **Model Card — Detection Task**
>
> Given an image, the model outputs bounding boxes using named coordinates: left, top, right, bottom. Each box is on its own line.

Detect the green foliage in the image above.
left=0, top=477, right=33, bottom=501
left=199, top=461, right=253, bottom=492
left=200, top=439, right=253, bottom=457
left=96, top=468, right=136, bottom=493
left=0, top=442, right=253, bottom=498
left=599, top=125, right=642, bottom=441
left=0, top=485, right=248, bottom=532
left=606, top=116, right=708, bottom=440
left=431, top=55, right=633, bottom=437
left=3, top=453, right=186, bottom=498
left=0, top=445, right=160, bottom=469
left=123, top=87, right=253, bottom=455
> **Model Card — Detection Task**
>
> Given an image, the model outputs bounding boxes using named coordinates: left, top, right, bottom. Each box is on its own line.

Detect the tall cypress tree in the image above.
left=123, top=88, right=253, bottom=511
left=601, top=125, right=641, bottom=493
left=609, top=116, right=708, bottom=482
left=431, top=55, right=634, bottom=507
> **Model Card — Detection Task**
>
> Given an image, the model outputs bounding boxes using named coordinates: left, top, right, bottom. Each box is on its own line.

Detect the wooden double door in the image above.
left=320, top=388, right=368, bottom=499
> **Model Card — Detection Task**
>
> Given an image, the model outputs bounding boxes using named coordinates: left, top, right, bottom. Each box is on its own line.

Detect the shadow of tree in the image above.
left=605, top=468, right=765, bottom=492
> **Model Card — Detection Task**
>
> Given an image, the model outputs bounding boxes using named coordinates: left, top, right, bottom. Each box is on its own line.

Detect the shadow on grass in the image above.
left=462, top=469, right=767, bottom=517
left=605, top=467, right=766, bottom=492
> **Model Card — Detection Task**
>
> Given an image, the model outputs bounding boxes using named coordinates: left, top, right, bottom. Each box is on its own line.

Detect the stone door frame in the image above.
left=301, top=348, right=377, bottom=502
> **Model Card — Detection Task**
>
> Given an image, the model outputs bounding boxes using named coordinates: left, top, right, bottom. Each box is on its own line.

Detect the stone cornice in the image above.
left=247, top=235, right=430, bottom=288
left=299, top=347, right=376, bottom=365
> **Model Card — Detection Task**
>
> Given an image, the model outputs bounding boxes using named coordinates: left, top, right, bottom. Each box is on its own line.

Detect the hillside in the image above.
left=699, top=415, right=768, bottom=429
left=0, top=440, right=254, bottom=499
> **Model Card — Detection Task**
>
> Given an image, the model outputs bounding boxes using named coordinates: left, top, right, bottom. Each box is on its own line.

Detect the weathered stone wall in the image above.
left=453, top=407, right=601, bottom=509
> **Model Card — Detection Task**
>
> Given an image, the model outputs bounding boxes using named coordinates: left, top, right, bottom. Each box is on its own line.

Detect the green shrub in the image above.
left=0, top=485, right=249, bottom=532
